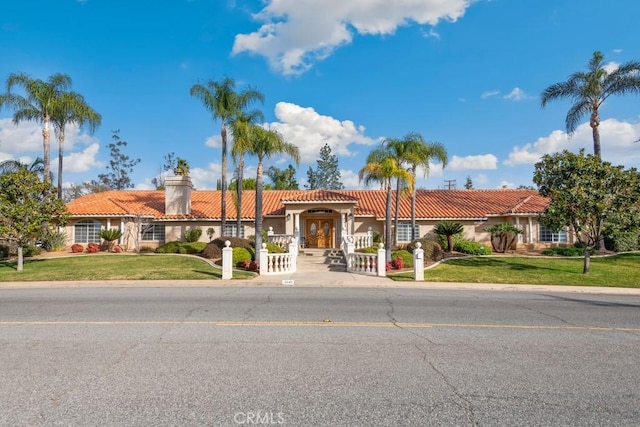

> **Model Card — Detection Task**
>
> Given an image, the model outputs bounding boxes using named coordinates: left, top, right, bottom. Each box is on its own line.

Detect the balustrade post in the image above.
left=377, top=243, right=386, bottom=277
left=259, top=243, right=268, bottom=275
left=413, top=242, right=424, bottom=281
left=222, top=240, right=233, bottom=280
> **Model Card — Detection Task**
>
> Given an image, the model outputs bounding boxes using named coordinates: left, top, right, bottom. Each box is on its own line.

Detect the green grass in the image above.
left=388, top=253, right=640, bottom=288
left=0, top=254, right=256, bottom=281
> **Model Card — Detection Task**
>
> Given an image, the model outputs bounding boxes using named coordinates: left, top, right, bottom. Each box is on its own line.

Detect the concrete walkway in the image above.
left=2, top=268, right=640, bottom=295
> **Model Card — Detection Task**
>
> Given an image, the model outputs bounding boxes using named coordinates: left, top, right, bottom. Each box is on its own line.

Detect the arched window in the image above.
left=74, top=220, right=102, bottom=244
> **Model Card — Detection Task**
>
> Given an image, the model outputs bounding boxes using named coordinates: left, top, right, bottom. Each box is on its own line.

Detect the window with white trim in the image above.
left=223, top=223, right=245, bottom=238
left=396, top=222, right=420, bottom=242
left=141, top=223, right=165, bottom=241
left=74, top=220, right=102, bottom=243
left=539, top=225, right=567, bottom=243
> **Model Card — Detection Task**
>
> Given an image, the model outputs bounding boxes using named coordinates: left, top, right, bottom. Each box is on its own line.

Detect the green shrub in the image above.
left=156, top=241, right=206, bottom=254
left=183, top=228, right=203, bottom=243
left=22, top=244, right=42, bottom=257
left=604, top=231, right=640, bottom=252
left=265, top=242, right=284, bottom=253
left=454, top=240, right=491, bottom=255
left=202, top=237, right=254, bottom=259
left=436, top=232, right=464, bottom=252
left=233, top=247, right=252, bottom=266
left=542, top=246, right=592, bottom=256
left=407, top=238, right=444, bottom=262
left=391, top=249, right=413, bottom=268
left=355, top=245, right=379, bottom=254
left=99, top=228, right=123, bottom=242
left=41, top=229, right=67, bottom=252
left=139, top=246, right=155, bottom=253
left=0, top=244, right=9, bottom=260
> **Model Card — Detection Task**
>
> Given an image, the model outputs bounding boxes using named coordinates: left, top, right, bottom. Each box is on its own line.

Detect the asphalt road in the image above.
left=1, top=286, right=639, bottom=426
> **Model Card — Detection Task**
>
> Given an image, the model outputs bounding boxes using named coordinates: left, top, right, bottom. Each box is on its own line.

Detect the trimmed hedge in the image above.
left=233, top=247, right=253, bottom=266
left=541, top=246, right=592, bottom=256
left=407, top=239, right=444, bottom=262
left=454, top=240, right=491, bottom=255
left=202, top=237, right=255, bottom=260
left=156, top=241, right=207, bottom=254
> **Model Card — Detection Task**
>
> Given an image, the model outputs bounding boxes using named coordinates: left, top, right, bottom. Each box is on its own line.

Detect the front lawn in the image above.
left=388, top=253, right=640, bottom=287
left=0, top=253, right=256, bottom=281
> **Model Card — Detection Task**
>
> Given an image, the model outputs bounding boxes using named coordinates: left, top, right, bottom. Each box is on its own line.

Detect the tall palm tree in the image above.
left=0, top=72, right=72, bottom=186
left=190, top=77, right=263, bottom=235
left=541, top=51, right=640, bottom=158
left=358, top=148, right=413, bottom=260
left=246, top=125, right=300, bottom=252
left=51, top=91, right=101, bottom=199
left=402, top=133, right=448, bottom=241
left=230, top=110, right=264, bottom=235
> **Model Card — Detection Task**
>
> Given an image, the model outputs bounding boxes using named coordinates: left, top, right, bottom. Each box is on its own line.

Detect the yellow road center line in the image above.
left=0, top=320, right=638, bottom=332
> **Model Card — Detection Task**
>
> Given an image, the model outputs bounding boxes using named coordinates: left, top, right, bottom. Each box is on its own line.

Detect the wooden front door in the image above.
left=305, top=218, right=334, bottom=248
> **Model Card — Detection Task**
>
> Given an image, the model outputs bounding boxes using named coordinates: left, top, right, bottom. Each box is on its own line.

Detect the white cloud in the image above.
left=613, top=48, right=623, bottom=54
left=481, top=90, right=500, bottom=99
left=505, top=119, right=640, bottom=167
left=0, top=118, right=42, bottom=154
left=232, top=0, right=472, bottom=75
left=190, top=162, right=223, bottom=190
left=448, top=154, right=498, bottom=170
left=205, top=135, right=222, bottom=149
left=603, top=61, right=620, bottom=74
left=339, top=169, right=362, bottom=189
left=267, top=102, right=380, bottom=163
left=60, top=143, right=104, bottom=173
left=503, top=87, right=527, bottom=101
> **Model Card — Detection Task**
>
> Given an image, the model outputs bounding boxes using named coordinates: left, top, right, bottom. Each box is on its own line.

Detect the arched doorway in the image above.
left=303, top=209, right=336, bottom=248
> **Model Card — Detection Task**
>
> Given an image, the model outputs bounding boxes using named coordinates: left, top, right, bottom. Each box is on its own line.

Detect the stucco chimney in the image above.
left=165, top=175, right=192, bottom=215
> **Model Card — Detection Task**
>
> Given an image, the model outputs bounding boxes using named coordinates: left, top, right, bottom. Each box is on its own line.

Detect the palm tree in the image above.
left=174, top=158, right=190, bottom=176
left=230, top=110, right=264, bottom=235
left=246, top=125, right=300, bottom=252
left=51, top=91, right=101, bottom=199
left=0, top=72, right=72, bottom=186
left=433, top=221, right=463, bottom=253
left=402, top=133, right=448, bottom=241
left=358, top=148, right=413, bottom=260
left=190, top=77, right=263, bottom=235
left=0, top=157, right=45, bottom=178
left=541, top=51, right=640, bottom=158
left=385, top=133, right=448, bottom=244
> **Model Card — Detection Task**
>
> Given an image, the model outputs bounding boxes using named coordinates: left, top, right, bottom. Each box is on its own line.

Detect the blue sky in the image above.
left=1, top=0, right=640, bottom=191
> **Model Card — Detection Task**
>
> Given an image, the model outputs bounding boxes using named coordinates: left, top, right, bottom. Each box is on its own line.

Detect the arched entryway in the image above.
left=302, top=209, right=338, bottom=248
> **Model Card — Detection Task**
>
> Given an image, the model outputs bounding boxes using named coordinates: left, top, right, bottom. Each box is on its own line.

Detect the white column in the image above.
left=516, top=217, right=522, bottom=243
left=222, top=240, right=233, bottom=280
left=528, top=217, right=534, bottom=243
left=413, top=242, right=424, bottom=281
left=294, top=213, right=300, bottom=241
left=259, top=243, right=268, bottom=275
left=377, top=243, right=386, bottom=277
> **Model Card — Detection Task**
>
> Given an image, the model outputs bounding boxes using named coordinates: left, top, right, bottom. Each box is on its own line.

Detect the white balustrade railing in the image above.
left=343, top=233, right=373, bottom=250
left=346, top=253, right=378, bottom=275
left=259, top=239, right=298, bottom=276
left=267, top=234, right=294, bottom=250
left=264, top=252, right=296, bottom=274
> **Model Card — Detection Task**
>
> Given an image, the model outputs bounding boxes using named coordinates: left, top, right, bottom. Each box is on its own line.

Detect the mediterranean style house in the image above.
left=64, top=176, right=572, bottom=251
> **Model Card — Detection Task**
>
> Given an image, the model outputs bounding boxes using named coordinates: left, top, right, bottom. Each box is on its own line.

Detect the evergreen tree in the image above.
left=267, top=164, right=299, bottom=189
left=305, top=144, right=343, bottom=189
left=464, top=176, right=473, bottom=189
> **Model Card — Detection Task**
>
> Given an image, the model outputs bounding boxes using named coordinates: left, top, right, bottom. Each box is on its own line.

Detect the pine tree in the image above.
left=306, top=144, right=343, bottom=189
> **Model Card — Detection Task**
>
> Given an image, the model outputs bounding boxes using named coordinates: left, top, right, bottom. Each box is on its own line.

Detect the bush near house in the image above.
left=183, top=228, right=203, bottom=243
left=233, top=247, right=253, bottom=267
left=156, top=241, right=207, bottom=254
left=604, top=230, right=640, bottom=252
left=86, top=243, right=100, bottom=253
left=202, top=237, right=255, bottom=260
left=407, top=239, right=444, bottom=263
left=0, top=244, right=9, bottom=260
left=41, top=229, right=67, bottom=252
left=541, top=246, right=594, bottom=256
left=71, top=244, right=84, bottom=253
left=454, top=240, right=491, bottom=255
left=391, top=249, right=413, bottom=268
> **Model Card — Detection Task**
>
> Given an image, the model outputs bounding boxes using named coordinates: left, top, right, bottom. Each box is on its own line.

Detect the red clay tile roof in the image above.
left=66, top=189, right=548, bottom=220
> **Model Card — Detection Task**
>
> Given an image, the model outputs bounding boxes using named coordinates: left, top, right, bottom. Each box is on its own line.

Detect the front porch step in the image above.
left=297, top=248, right=347, bottom=271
